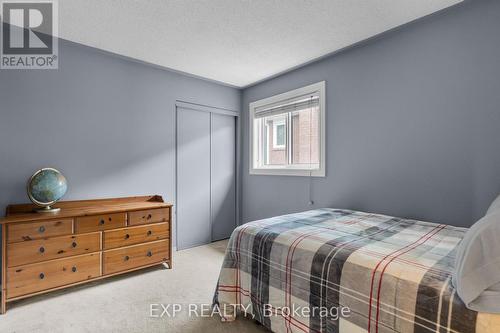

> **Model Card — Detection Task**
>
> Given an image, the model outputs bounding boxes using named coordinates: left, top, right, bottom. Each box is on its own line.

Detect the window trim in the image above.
left=249, top=81, right=326, bottom=177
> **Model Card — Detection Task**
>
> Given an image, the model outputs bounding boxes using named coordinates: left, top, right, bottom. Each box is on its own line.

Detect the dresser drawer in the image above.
left=7, top=219, right=73, bottom=243
left=7, top=253, right=101, bottom=299
left=103, top=240, right=169, bottom=275
left=7, top=232, right=101, bottom=267
left=128, top=208, right=169, bottom=226
left=75, top=213, right=126, bottom=233
left=103, top=222, right=169, bottom=250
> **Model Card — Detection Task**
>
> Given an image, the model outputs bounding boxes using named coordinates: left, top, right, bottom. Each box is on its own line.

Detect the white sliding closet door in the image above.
left=176, top=107, right=211, bottom=250
left=176, top=104, right=237, bottom=250
left=211, top=113, right=237, bottom=241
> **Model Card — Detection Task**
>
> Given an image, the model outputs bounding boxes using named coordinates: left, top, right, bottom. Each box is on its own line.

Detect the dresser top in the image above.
left=0, top=195, right=172, bottom=224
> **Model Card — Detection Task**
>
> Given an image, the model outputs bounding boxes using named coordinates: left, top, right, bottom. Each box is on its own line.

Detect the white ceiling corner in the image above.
left=58, top=0, right=463, bottom=87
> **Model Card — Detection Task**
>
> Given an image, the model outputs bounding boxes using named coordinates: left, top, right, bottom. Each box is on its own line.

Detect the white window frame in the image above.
left=249, top=81, right=326, bottom=177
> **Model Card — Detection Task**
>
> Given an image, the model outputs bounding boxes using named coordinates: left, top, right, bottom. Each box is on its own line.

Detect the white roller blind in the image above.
left=254, top=93, right=319, bottom=119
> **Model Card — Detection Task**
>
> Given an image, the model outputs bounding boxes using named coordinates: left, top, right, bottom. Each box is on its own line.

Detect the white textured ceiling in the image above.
left=58, top=0, right=463, bottom=87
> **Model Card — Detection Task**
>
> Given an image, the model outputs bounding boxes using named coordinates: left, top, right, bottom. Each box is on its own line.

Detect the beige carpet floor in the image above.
left=0, top=240, right=267, bottom=333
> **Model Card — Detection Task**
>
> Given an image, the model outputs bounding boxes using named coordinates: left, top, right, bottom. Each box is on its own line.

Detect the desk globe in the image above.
left=27, top=168, right=68, bottom=213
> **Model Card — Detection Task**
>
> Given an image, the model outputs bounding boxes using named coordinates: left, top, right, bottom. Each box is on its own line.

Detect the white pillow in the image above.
left=486, top=194, right=500, bottom=215
left=453, top=211, right=500, bottom=313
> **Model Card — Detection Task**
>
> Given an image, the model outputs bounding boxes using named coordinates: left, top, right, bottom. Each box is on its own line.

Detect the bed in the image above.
left=214, top=209, right=500, bottom=333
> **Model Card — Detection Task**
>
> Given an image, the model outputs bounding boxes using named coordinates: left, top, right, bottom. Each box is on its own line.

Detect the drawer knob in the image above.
left=72, top=266, right=77, bottom=273
left=124, top=234, right=130, bottom=240
left=39, top=226, right=46, bottom=233
left=124, top=255, right=130, bottom=261
left=72, top=242, right=77, bottom=248
left=39, top=273, right=45, bottom=279
left=147, top=251, right=152, bottom=257
left=147, top=230, right=152, bottom=236
left=39, top=246, right=45, bottom=253
left=99, top=219, right=105, bottom=225
left=147, top=214, right=152, bottom=220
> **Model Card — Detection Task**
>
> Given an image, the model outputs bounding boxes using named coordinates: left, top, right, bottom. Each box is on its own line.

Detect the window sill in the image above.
left=250, top=168, right=325, bottom=177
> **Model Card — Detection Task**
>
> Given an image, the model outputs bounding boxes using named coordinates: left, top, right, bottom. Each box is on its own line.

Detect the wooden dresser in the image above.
left=0, top=196, right=172, bottom=314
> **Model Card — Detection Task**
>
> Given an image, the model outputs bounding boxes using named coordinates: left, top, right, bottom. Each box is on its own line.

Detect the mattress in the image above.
left=214, top=209, right=500, bottom=333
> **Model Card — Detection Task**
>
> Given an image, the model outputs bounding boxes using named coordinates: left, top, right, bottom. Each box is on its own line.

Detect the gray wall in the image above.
left=241, top=0, right=500, bottom=228
left=0, top=39, right=240, bottom=248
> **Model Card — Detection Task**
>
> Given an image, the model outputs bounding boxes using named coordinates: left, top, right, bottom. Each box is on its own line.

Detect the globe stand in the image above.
left=35, top=206, right=61, bottom=213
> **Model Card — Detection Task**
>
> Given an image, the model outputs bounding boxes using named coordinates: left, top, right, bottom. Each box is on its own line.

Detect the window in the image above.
left=272, top=117, right=286, bottom=149
left=249, top=81, right=325, bottom=176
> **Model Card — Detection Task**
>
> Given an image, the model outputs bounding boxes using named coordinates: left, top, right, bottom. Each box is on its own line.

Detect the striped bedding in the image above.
left=213, top=209, right=500, bottom=333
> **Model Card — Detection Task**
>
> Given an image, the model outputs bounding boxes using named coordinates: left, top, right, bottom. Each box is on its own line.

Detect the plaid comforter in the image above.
left=214, top=209, right=500, bottom=333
